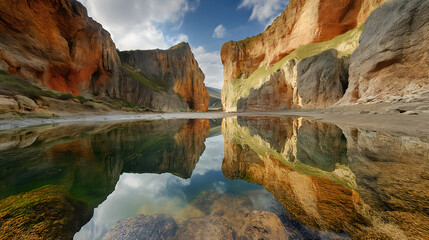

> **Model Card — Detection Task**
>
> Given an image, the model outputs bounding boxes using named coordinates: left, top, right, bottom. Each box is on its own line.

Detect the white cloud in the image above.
left=192, top=46, right=223, bottom=89
left=212, top=24, right=226, bottom=39
left=238, top=0, right=288, bottom=25
left=80, top=0, right=198, bottom=50
left=168, top=34, right=189, bottom=46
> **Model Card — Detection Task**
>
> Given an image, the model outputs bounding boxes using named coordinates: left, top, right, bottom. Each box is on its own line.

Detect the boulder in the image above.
left=15, top=95, right=38, bottom=111
left=102, top=214, right=178, bottom=240
left=340, top=0, right=429, bottom=104
left=0, top=95, right=19, bottom=113
left=297, top=49, right=349, bottom=108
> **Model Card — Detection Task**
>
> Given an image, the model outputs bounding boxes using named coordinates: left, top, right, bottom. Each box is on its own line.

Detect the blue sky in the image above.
left=80, top=0, right=289, bottom=89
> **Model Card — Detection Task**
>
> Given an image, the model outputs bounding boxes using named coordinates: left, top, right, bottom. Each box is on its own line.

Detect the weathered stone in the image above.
left=297, top=49, right=349, bottom=108
left=239, top=211, right=290, bottom=240
left=0, top=0, right=122, bottom=96
left=221, top=0, right=387, bottom=82
left=0, top=95, right=19, bottom=113
left=340, top=0, right=429, bottom=104
left=102, top=214, right=178, bottom=240
left=15, top=95, right=38, bottom=111
left=236, top=49, right=349, bottom=111
left=0, top=186, right=92, bottom=240
left=0, top=1, right=207, bottom=112
left=175, top=217, right=236, bottom=240
left=237, top=59, right=299, bottom=112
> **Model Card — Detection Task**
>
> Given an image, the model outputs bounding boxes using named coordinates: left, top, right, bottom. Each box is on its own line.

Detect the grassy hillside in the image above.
left=207, top=87, right=222, bottom=109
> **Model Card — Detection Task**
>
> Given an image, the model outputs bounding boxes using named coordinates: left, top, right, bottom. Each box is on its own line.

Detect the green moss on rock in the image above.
left=0, top=185, right=92, bottom=240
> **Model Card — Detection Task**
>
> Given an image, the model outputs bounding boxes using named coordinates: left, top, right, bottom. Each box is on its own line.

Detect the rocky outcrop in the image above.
left=0, top=185, right=92, bottom=240
left=221, top=0, right=390, bottom=112
left=340, top=0, right=429, bottom=104
left=0, top=0, right=121, bottom=96
left=0, top=1, right=208, bottom=112
left=296, top=50, right=349, bottom=108
left=221, top=0, right=387, bottom=82
left=102, top=214, right=178, bottom=240
left=237, top=49, right=349, bottom=111
left=119, top=43, right=209, bottom=111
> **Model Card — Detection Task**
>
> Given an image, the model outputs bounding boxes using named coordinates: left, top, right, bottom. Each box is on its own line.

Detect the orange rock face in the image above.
left=221, top=0, right=387, bottom=82
left=0, top=0, right=121, bottom=96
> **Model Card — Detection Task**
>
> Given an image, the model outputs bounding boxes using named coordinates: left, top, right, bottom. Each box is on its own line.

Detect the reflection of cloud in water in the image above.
left=213, top=181, right=226, bottom=194
left=76, top=135, right=232, bottom=240
left=192, top=135, right=224, bottom=176
left=75, top=173, right=191, bottom=240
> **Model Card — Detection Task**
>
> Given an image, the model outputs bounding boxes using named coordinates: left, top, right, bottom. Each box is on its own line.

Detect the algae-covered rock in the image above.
left=0, top=185, right=92, bottom=240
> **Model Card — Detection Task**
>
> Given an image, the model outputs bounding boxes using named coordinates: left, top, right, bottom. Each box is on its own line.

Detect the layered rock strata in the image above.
left=237, top=49, right=349, bottom=111
left=0, top=0, right=121, bottom=96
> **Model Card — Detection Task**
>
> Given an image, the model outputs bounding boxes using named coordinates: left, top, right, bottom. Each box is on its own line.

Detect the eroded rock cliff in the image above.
left=119, top=43, right=209, bottom=111
left=221, top=0, right=386, bottom=82
left=340, top=0, right=429, bottom=104
left=0, top=0, right=208, bottom=112
left=221, top=0, right=387, bottom=112
left=0, top=0, right=121, bottom=96
left=222, top=0, right=429, bottom=112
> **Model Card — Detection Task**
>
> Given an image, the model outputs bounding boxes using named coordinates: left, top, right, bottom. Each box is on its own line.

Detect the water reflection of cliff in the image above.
left=0, top=119, right=210, bottom=205
left=222, top=116, right=429, bottom=239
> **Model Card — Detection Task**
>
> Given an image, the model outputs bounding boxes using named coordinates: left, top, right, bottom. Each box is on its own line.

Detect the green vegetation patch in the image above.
left=224, top=25, right=364, bottom=110
left=0, top=70, right=73, bottom=100
left=0, top=185, right=92, bottom=239
left=122, top=64, right=166, bottom=91
left=168, top=42, right=188, bottom=50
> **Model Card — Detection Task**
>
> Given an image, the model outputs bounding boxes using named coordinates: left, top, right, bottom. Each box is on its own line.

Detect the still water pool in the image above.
left=0, top=116, right=427, bottom=239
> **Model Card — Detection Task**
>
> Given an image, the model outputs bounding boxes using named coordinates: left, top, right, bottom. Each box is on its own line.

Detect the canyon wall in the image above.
left=221, top=0, right=429, bottom=112
left=0, top=0, right=208, bottom=112
left=0, top=0, right=121, bottom=96
left=221, top=0, right=386, bottom=82
left=119, top=43, right=209, bottom=112
left=340, top=0, right=429, bottom=104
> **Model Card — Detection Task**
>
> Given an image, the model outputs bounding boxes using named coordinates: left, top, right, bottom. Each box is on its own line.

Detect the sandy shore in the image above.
left=1, top=102, right=428, bottom=138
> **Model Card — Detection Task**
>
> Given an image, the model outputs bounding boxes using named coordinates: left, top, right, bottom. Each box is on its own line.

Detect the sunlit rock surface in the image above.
left=0, top=1, right=207, bottom=112
left=340, top=0, right=429, bottom=104
left=221, top=0, right=387, bottom=112
left=0, top=0, right=121, bottom=96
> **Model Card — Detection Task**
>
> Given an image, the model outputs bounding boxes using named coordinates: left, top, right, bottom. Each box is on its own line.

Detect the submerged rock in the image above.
left=102, top=214, right=178, bottom=240
left=0, top=185, right=92, bottom=240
